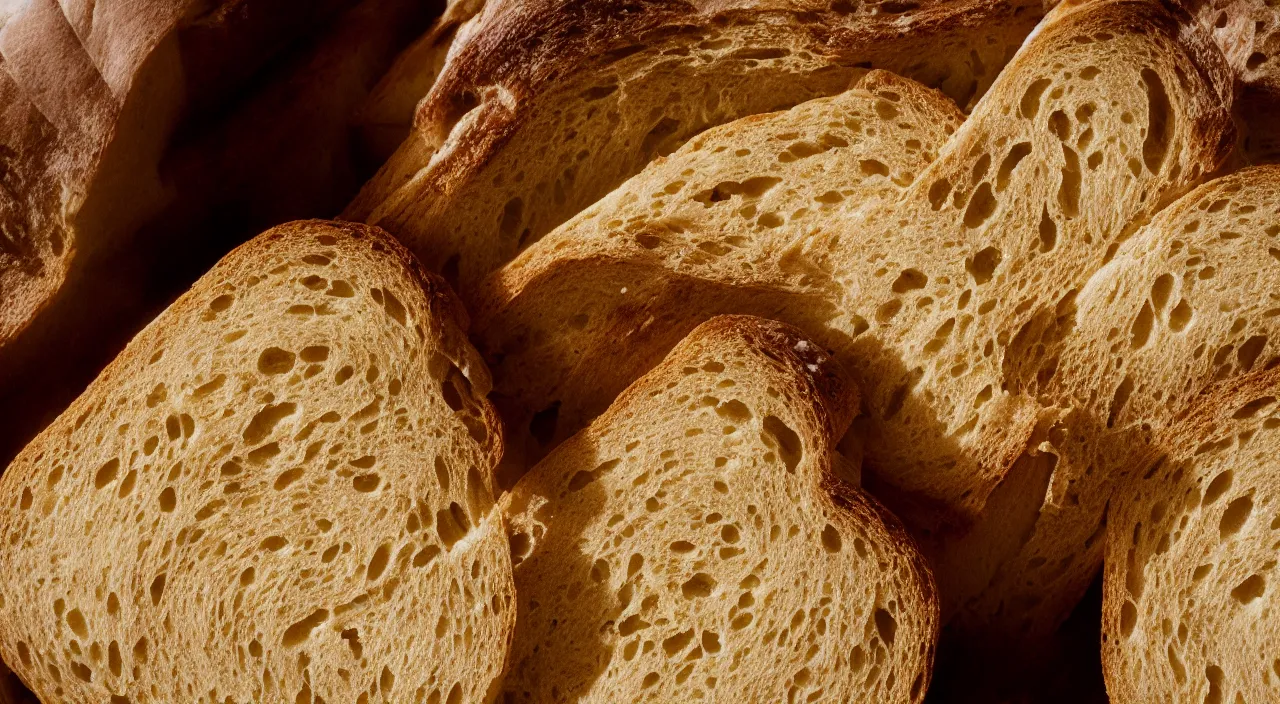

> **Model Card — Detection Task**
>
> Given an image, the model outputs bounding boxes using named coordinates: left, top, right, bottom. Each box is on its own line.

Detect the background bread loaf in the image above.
left=477, top=0, right=1238, bottom=640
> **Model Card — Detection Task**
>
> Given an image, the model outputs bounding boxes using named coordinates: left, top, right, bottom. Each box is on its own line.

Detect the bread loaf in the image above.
left=1102, top=369, right=1280, bottom=704
left=345, top=0, right=1045, bottom=297
left=501, top=315, right=938, bottom=702
left=0, top=221, right=514, bottom=703
left=477, top=0, right=1237, bottom=638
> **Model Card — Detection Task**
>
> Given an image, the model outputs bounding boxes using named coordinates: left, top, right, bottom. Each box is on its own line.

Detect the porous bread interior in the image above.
left=1102, top=371, right=1280, bottom=704
left=476, top=0, right=1237, bottom=637
left=477, top=69, right=963, bottom=475
left=1072, top=166, right=1280, bottom=702
left=501, top=315, right=937, bottom=703
left=350, top=0, right=1040, bottom=296
left=0, top=221, right=513, bottom=703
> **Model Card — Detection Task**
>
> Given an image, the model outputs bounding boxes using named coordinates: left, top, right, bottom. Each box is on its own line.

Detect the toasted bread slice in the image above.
left=1102, top=368, right=1280, bottom=704
left=345, top=0, right=1044, bottom=296
left=501, top=315, right=937, bottom=702
left=0, top=221, right=514, bottom=703
left=476, top=69, right=964, bottom=480
left=478, top=0, right=1237, bottom=636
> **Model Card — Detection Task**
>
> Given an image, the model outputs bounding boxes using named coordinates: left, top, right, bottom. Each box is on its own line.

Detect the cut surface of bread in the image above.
left=1063, top=165, right=1280, bottom=701
left=477, top=69, right=964, bottom=480
left=1102, top=368, right=1280, bottom=704
left=0, top=221, right=514, bottom=703
left=345, top=0, right=1044, bottom=297
left=501, top=315, right=937, bottom=702
left=477, top=0, right=1238, bottom=637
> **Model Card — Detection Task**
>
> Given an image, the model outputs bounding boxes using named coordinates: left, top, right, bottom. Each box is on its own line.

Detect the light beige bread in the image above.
left=1102, top=368, right=1280, bottom=704
left=0, top=221, right=514, bottom=703
left=476, top=68, right=964, bottom=481
left=476, top=0, right=1238, bottom=638
left=501, top=315, right=938, bottom=702
left=344, top=0, right=1045, bottom=296
left=1047, top=165, right=1280, bottom=701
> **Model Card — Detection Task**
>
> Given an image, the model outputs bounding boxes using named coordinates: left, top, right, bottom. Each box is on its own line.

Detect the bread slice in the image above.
left=476, top=68, right=964, bottom=481
left=477, top=0, right=1237, bottom=637
left=344, top=0, right=1045, bottom=296
left=0, top=221, right=514, bottom=703
left=501, top=315, right=938, bottom=702
left=1102, top=367, right=1280, bottom=704
left=1039, top=164, right=1280, bottom=700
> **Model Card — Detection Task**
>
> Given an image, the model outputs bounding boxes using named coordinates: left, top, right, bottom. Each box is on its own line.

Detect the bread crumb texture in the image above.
left=0, top=221, right=514, bottom=703
left=1099, top=167, right=1280, bottom=704
left=501, top=316, right=937, bottom=703
left=477, top=0, right=1237, bottom=639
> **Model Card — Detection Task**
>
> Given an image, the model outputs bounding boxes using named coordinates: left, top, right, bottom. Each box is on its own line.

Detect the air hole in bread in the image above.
left=281, top=608, right=329, bottom=647
left=1203, top=470, right=1234, bottom=505
left=1058, top=144, right=1081, bottom=218
left=892, top=269, right=928, bottom=294
left=1230, top=574, right=1266, bottom=605
left=681, top=573, right=716, bottom=599
left=242, top=403, right=297, bottom=445
left=257, top=347, right=296, bottom=375
left=874, top=608, right=897, bottom=646
left=1218, top=494, right=1253, bottom=539
left=94, top=459, right=120, bottom=490
left=436, top=502, right=472, bottom=548
left=1020, top=78, right=1051, bottom=119
left=963, top=182, right=998, bottom=228
left=966, top=246, right=1002, bottom=285
left=761, top=416, right=802, bottom=472
left=997, top=142, right=1032, bottom=191
left=1140, top=68, right=1172, bottom=174
left=1204, top=665, right=1224, bottom=704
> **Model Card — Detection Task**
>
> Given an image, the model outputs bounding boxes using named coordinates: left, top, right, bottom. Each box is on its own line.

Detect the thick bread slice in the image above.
left=501, top=315, right=938, bottom=702
left=0, top=221, right=514, bottom=703
left=1043, top=165, right=1280, bottom=701
left=476, top=69, right=964, bottom=480
left=1101, top=367, right=1280, bottom=704
left=345, top=0, right=1044, bottom=296
left=477, top=0, right=1237, bottom=637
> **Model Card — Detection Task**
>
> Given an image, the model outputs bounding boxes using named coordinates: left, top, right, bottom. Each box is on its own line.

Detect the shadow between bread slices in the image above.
left=0, top=221, right=514, bottom=703
left=474, top=0, right=1238, bottom=642
left=501, top=315, right=939, bottom=702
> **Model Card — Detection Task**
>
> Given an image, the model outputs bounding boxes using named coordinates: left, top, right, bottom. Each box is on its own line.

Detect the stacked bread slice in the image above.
left=0, top=222, right=514, bottom=703
left=475, top=0, right=1238, bottom=638
left=344, top=0, right=1046, bottom=296
left=501, top=316, right=937, bottom=702
left=1094, top=165, right=1280, bottom=703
